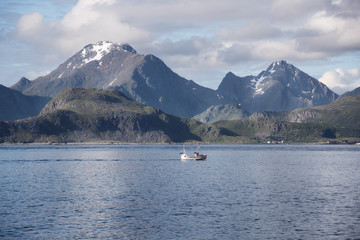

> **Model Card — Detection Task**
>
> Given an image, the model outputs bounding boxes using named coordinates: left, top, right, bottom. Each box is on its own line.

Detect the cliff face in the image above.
left=285, top=109, right=322, bottom=123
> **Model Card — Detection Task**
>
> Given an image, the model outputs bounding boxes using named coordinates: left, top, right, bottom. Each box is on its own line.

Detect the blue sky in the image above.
left=0, top=0, right=359, bottom=94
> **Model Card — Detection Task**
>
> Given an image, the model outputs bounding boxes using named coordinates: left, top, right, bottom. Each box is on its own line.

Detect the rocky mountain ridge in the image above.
left=10, top=41, right=339, bottom=119
left=217, top=60, right=338, bottom=113
left=12, top=41, right=222, bottom=118
left=339, top=87, right=360, bottom=99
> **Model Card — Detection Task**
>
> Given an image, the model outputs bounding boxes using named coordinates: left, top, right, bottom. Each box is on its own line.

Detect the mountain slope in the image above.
left=284, top=96, right=360, bottom=128
left=249, top=96, right=360, bottom=129
left=214, top=118, right=360, bottom=143
left=339, top=87, right=360, bottom=99
left=193, top=103, right=250, bottom=123
left=0, top=84, right=51, bottom=121
left=217, top=60, right=338, bottom=113
left=15, top=42, right=144, bottom=97
left=11, top=77, right=32, bottom=92
left=12, top=41, right=222, bottom=118
left=0, top=88, right=222, bottom=143
left=1, top=87, right=358, bottom=144
left=113, top=54, right=223, bottom=118
left=216, top=73, right=255, bottom=103
left=10, top=41, right=339, bottom=117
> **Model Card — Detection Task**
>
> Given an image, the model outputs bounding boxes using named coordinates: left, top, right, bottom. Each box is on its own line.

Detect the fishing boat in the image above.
left=180, top=146, right=207, bottom=161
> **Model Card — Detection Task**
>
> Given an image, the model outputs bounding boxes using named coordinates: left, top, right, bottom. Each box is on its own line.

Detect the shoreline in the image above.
left=1, top=141, right=359, bottom=146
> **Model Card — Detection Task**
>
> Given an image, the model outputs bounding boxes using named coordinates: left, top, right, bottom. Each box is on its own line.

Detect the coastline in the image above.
left=1, top=140, right=359, bottom=146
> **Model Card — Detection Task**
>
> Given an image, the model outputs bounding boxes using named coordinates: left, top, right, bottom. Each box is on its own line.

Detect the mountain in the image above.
left=339, top=87, right=360, bottom=99
left=193, top=103, right=250, bottom=123
left=250, top=96, right=360, bottom=129
left=11, top=41, right=222, bottom=118
left=283, top=96, right=360, bottom=128
left=214, top=117, right=360, bottom=144
left=10, top=41, right=339, bottom=117
left=0, top=84, right=51, bottom=121
left=11, top=77, right=32, bottom=92
left=217, top=60, right=338, bottom=113
left=0, top=88, right=223, bottom=143
left=1, top=87, right=358, bottom=144
left=217, top=73, right=255, bottom=104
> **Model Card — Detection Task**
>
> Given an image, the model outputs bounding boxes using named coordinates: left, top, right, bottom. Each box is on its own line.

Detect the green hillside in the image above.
left=214, top=118, right=360, bottom=143
left=0, top=88, right=222, bottom=143
left=193, top=103, right=250, bottom=123
left=1, top=88, right=359, bottom=144
left=284, top=96, right=360, bottom=128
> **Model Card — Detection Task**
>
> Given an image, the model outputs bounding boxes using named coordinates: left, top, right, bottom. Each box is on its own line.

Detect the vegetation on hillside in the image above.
left=285, top=96, right=360, bottom=128
left=193, top=103, right=249, bottom=123
left=214, top=118, right=360, bottom=144
left=0, top=88, right=222, bottom=143
left=1, top=88, right=359, bottom=144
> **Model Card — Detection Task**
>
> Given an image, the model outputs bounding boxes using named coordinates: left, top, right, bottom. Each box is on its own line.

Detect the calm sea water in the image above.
left=0, top=144, right=360, bottom=239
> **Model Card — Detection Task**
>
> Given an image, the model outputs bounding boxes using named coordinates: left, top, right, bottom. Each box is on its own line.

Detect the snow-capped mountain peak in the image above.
left=275, top=60, right=287, bottom=66
left=249, top=61, right=290, bottom=95
left=267, top=60, right=289, bottom=73
left=120, top=43, right=137, bottom=54
left=81, top=41, right=114, bottom=64
left=80, top=41, right=137, bottom=64
left=50, top=41, right=140, bottom=81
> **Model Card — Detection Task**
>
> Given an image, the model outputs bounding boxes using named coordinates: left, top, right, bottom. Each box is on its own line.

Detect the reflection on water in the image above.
left=0, top=144, right=360, bottom=239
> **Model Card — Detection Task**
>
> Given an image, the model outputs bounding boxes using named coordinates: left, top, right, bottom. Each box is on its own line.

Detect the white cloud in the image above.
left=297, top=10, right=360, bottom=53
left=17, top=12, right=45, bottom=37
left=319, top=68, right=360, bottom=94
left=14, top=0, right=360, bottom=63
left=251, top=40, right=328, bottom=61
left=16, top=0, right=150, bottom=58
left=219, top=22, right=282, bottom=41
left=1, top=0, right=359, bottom=90
left=217, top=39, right=330, bottom=64
left=270, top=0, right=327, bottom=20
left=26, top=70, right=51, bottom=79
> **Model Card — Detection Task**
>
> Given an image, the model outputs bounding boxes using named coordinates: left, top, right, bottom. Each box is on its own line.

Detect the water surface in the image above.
left=0, top=144, right=359, bottom=239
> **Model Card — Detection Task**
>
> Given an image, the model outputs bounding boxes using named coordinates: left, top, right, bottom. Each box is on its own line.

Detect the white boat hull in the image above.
left=180, top=153, right=207, bottom=161
left=181, top=146, right=207, bottom=161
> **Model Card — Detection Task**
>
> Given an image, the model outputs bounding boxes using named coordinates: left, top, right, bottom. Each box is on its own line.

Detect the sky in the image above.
left=0, top=0, right=359, bottom=94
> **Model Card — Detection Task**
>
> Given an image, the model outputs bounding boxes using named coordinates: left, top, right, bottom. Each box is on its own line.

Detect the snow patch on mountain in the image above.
left=254, top=76, right=266, bottom=95
left=250, top=75, right=267, bottom=95
left=269, top=62, right=277, bottom=73
left=81, top=41, right=114, bottom=64
left=79, top=41, right=137, bottom=65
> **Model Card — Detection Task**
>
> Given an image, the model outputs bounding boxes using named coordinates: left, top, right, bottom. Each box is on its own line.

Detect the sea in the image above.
left=0, top=144, right=359, bottom=239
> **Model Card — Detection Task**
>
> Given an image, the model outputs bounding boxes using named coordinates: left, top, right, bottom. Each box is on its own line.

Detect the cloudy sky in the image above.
left=1, top=0, right=359, bottom=94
